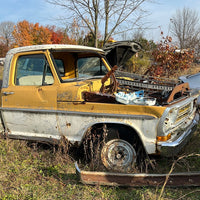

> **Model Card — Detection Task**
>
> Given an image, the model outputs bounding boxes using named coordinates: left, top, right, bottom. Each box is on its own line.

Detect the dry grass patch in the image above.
left=0, top=135, right=200, bottom=200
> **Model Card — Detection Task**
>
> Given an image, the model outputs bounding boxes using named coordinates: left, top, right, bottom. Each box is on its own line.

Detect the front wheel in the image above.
left=101, top=139, right=136, bottom=173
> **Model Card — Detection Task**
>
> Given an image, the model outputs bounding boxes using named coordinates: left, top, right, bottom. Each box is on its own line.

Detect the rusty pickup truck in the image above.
left=0, top=44, right=199, bottom=172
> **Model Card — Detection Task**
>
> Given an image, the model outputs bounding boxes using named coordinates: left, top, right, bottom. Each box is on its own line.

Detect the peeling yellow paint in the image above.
left=57, top=101, right=166, bottom=118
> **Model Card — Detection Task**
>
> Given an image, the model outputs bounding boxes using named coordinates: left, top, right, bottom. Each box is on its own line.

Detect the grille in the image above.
left=176, top=102, right=192, bottom=123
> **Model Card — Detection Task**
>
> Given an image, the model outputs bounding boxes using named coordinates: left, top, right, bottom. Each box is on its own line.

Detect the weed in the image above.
left=0, top=131, right=200, bottom=200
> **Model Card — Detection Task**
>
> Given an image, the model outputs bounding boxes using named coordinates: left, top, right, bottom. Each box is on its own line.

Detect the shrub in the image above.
left=147, top=33, right=194, bottom=78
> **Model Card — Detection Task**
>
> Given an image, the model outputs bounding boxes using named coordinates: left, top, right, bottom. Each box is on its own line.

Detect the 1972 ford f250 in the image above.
left=0, top=44, right=199, bottom=172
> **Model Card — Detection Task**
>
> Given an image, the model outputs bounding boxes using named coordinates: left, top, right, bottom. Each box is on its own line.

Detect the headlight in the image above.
left=163, top=108, right=178, bottom=133
left=157, top=107, right=179, bottom=141
left=157, top=99, right=194, bottom=142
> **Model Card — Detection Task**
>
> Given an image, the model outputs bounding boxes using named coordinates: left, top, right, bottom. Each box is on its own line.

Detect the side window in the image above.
left=15, top=54, right=54, bottom=86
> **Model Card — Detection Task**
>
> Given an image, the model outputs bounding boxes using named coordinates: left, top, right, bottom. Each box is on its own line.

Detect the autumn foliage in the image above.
left=12, top=20, right=76, bottom=47
left=148, top=33, right=194, bottom=77
left=48, top=25, right=76, bottom=45
left=1, top=20, right=196, bottom=78
left=13, top=20, right=52, bottom=46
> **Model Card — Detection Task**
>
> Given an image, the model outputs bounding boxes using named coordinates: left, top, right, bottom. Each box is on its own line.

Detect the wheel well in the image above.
left=81, top=123, right=149, bottom=172
left=88, top=123, right=143, bottom=148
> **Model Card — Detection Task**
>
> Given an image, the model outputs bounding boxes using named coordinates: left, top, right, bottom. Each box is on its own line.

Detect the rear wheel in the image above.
left=101, top=139, right=136, bottom=173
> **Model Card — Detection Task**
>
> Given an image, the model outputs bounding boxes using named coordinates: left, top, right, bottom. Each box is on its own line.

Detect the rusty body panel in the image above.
left=75, top=162, right=200, bottom=187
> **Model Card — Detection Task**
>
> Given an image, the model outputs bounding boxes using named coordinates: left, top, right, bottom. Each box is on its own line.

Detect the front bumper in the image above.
left=157, top=113, right=199, bottom=157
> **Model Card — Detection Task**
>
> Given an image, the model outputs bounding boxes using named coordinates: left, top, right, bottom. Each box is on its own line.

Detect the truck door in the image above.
left=1, top=52, right=59, bottom=140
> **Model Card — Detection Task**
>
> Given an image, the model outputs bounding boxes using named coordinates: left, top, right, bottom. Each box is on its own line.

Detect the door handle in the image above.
left=3, top=91, right=15, bottom=96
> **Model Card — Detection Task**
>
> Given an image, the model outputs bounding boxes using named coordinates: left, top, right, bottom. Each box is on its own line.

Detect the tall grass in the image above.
left=0, top=131, right=200, bottom=199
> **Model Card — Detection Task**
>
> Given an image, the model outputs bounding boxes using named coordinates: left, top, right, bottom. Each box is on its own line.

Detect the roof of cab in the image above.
left=2, top=44, right=104, bottom=89
left=6, top=44, right=104, bottom=55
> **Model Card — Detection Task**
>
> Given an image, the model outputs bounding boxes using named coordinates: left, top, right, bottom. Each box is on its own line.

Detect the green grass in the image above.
left=0, top=129, right=200, bottom=200
left=152, top=127, right=200, bottom=174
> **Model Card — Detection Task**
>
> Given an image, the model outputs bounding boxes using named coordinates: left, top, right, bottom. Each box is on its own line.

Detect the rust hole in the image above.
left=66, top=123, right=71, bottom=127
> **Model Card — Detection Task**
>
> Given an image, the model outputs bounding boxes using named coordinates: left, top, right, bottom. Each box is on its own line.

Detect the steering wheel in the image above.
left=99, top=65, right=118, bottom=94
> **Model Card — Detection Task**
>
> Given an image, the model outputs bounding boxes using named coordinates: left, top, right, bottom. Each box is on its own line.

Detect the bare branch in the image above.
left=0, top=21, right=15, bottom=47
left=47, top=0, right=152, bottom=46
left=170, top=7, right=200, bottom=49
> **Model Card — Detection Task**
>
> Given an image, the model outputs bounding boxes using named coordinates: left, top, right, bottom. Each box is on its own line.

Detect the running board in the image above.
left=75, top=162, right=200, bottom=187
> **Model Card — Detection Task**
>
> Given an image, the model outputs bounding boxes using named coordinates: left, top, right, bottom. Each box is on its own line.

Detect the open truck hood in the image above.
left=103, top=41, right=142, bottom=68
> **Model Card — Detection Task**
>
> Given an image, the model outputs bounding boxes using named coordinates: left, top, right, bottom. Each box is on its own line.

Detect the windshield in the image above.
left=78, top=57, right=108, bottom=78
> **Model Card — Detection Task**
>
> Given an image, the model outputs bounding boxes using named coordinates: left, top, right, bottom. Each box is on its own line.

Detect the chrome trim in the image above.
left=2, top=91, right=15, bottom=96
left=0, top=107, right=155, bottom=120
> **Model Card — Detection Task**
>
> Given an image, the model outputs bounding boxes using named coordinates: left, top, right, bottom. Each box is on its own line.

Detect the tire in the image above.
left=101, top=139, right=136, bottom=173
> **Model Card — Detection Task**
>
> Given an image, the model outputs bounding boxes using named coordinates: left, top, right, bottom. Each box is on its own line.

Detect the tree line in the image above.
left=0, top=19, right=100, bottom=57
left=0, top=2, right=199, bottom=54
left=0, top=0, right=154, bottom=57
left=0, top=4, right=199, bottom=78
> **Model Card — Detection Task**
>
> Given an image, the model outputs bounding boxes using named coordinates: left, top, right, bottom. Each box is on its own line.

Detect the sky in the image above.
left=144, top=0, right=200, bottom=41
left=0, top=0, right=200, bottom=42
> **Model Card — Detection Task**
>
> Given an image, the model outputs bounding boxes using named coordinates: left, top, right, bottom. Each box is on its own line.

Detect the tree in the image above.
left=0, top=21, right=15, bottom=47
left=133, top=29, right=156, bottom=51
left=48, top=26, right=64, bottom=44
left=48, top=25, right=77, bottom=44
left=0, top=43, right=9, bottom=57
left=13, top=20, right=52, bottom=47
left=32, top=23, right=52, bottom=45
left=47, top=0, right=151, bottom=47
left=63, top=18, right=87, bottom=45
left=170, top=7, right=200, bottom=50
